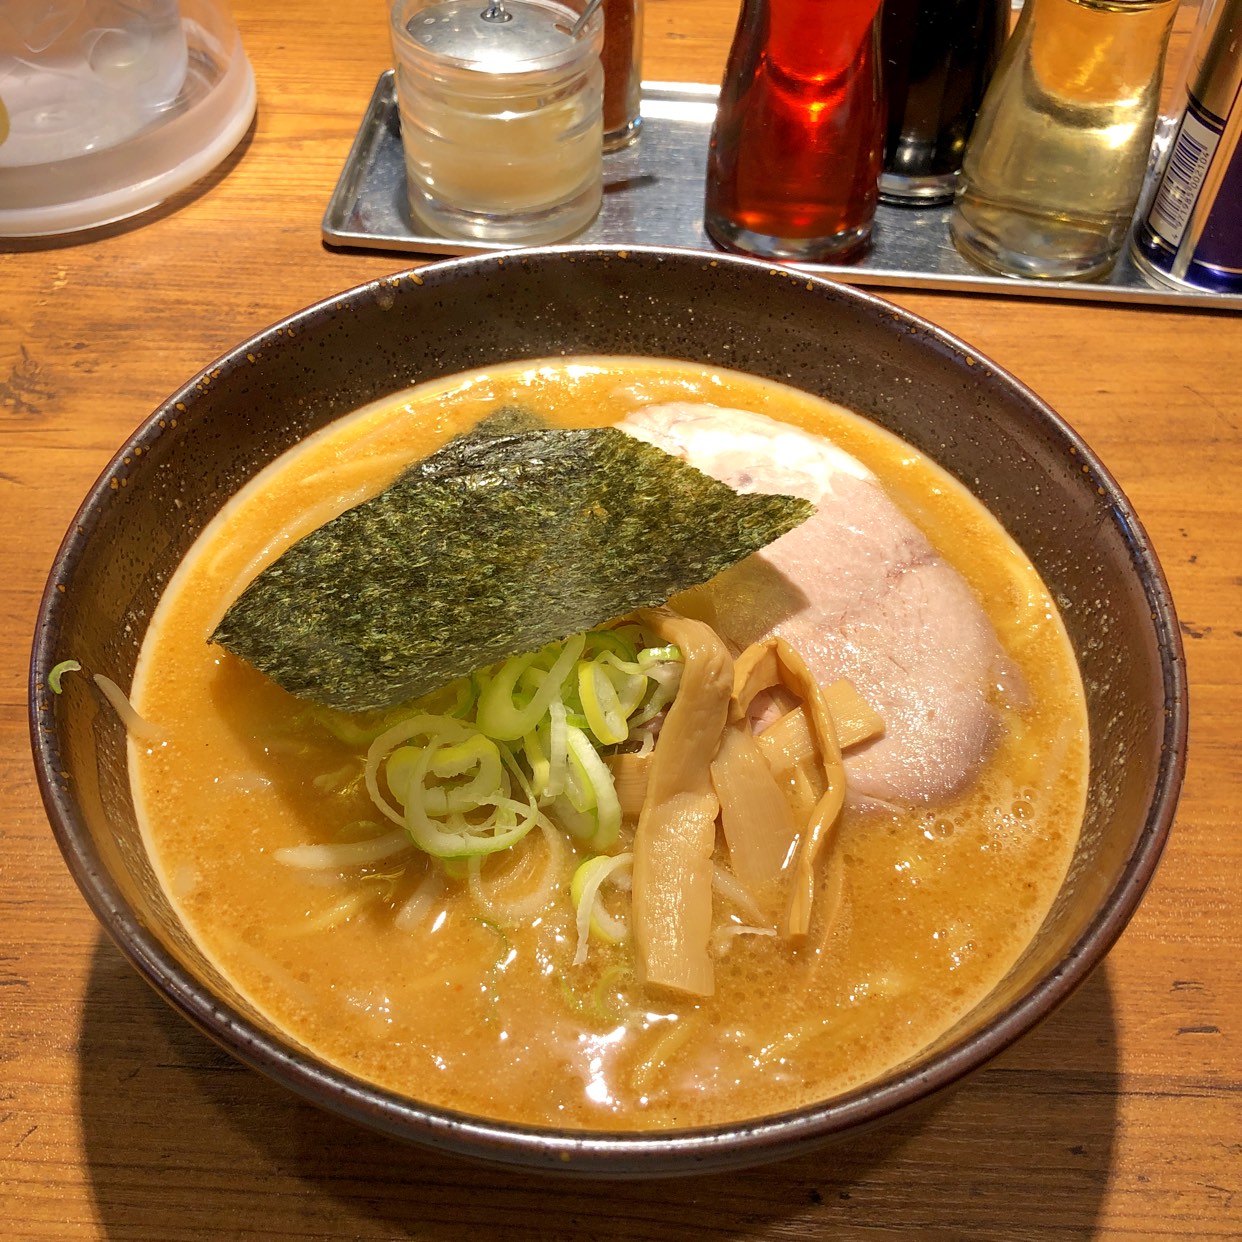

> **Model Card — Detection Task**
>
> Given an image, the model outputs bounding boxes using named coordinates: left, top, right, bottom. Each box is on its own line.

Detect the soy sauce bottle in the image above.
left=704, top=0, right=886, bottom=263
left=879, top=0, right=1008, bottom=204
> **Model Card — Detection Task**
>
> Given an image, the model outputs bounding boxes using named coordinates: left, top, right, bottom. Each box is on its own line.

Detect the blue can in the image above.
left=1132, top=0, right=1242, bottom=294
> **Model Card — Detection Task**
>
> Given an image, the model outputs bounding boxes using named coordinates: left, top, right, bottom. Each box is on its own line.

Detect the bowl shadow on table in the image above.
left=79, top=933, right=1119, bottom=1240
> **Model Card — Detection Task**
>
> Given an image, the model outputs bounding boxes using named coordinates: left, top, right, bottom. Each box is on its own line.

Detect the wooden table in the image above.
left=3, top=2, right=1238, bottom=1237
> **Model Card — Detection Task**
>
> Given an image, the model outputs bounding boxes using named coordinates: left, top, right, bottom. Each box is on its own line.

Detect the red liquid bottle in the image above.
left=704, top=0, right=886, bottom=262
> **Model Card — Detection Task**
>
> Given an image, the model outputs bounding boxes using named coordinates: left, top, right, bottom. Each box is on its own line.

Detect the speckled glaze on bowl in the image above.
left=29, top=246, right=1187, bottom=1177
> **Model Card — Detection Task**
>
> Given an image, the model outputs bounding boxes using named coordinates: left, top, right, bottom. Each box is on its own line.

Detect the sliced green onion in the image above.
left=628, top=660, right=683, bottom=728
left=638, top=644, right=681, bottom=667
left=360, top=625, right=678, bottom=870
left=571, top=852, right=634, bottom=964
left=365, top=714, right=536, bottom=858
left=579, top=657, right=647, bottom=746
left=474, top=651, right=538, bottom=738
left=48, top=660, right=81, bottom=694
left=522, top=722, right=551, bottom=798
left=546, top=697, right=569, bottom=797
left=605, top=661, right=650, bottom=717
left=578, top=658, right=628, bottom=745
left=549, top=794, right=598, bottom=842
left=384, top=745, right=423, bottom=806
left=565, top=725, right=621, bottom=850
left=582, top=627, right=639, bottom=664
left=415, top=674, right=478, bottom=719
left=561, top=737, right=597, bottom=816
left=429, top=732, right=504, bottom=812
left=405, top=736, right=536, bottom=858
left=406, top=783, right=536, bottom=860
left=475, top=632, right=585, bottom=741
left=366, top=714, right=474, bottom=825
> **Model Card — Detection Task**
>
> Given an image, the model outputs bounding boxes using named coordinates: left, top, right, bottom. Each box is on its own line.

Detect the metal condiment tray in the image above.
left=323, top=73, right=1241, bottom=311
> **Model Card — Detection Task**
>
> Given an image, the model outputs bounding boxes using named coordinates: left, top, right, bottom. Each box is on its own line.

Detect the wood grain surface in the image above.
left=2, top=1, right=1238, bottom=1238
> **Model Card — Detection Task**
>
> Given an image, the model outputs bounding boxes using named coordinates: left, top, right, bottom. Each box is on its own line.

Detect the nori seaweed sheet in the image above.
left=211, top=412, right=814, bottom=712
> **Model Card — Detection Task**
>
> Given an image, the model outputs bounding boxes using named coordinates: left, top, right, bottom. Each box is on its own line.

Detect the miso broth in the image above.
left=131, top=358, right=1088, bottom=1130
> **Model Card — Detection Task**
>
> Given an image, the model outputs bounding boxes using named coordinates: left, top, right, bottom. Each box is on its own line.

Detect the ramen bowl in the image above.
left=29, top=246, right=1186, bottom=1177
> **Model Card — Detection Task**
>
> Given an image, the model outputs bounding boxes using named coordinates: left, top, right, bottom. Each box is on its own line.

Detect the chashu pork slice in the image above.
left=619, top=402, right=1019, bottom=809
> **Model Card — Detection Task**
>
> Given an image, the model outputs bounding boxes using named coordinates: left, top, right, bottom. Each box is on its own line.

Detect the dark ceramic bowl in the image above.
left=30, top=246, right=1186, bottom=1177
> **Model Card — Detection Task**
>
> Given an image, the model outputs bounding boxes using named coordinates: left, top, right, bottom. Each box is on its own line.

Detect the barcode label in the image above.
left=1148, top=110, right=1222, bottom=246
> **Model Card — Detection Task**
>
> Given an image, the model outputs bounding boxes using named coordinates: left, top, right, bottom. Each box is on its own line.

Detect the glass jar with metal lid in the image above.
left=390, top=0, right=604, bottom=243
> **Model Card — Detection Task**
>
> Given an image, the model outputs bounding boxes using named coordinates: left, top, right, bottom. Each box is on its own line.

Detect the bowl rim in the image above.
left=28, top=244, right=1189, bottom=1176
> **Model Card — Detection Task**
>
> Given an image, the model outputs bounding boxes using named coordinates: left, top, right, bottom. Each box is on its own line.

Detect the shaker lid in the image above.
left=401, top=0, right=586, bottom=71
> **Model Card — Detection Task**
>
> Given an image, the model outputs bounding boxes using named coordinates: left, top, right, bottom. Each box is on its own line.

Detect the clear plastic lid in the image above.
left=0, top=0, right=256, bottom=237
